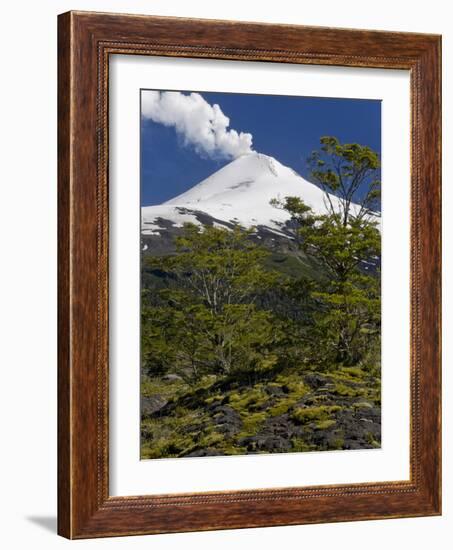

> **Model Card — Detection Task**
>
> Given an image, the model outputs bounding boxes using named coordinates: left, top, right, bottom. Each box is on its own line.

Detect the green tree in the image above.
left=142, top=224, right=282, bottom=382
left=272, top=137, right=381, bottom=367
left=308, top=136, right=381, bottom=225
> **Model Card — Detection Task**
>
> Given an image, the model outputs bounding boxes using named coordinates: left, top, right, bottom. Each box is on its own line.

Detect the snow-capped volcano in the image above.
left=142, top=152, right=364, bottom=237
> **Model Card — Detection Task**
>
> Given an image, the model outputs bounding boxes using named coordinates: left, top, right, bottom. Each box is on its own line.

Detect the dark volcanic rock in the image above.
left=238, top=434, right=292, bottom=453
left=306, top=405, right=381, bottom=451
left=260, top=415, right=301, bottom=439
left=209, top=404, right=243, bottom=436
left=142, top=211, right=294, bottom=256
left=239, top=392, right=382, bottom=453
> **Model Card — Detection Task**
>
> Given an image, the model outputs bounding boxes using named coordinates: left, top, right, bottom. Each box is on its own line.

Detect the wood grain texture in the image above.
left=57, top=11, right=72, bottom=538
left=57, top=10, right=442, bottom=539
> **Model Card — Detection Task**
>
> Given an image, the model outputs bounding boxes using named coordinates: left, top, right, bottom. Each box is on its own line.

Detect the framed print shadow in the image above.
left=58, top=11, right=441, bottom=539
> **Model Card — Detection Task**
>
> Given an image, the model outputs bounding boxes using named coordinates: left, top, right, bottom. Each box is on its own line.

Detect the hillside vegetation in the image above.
left=140, top=137, right=382, bottom=459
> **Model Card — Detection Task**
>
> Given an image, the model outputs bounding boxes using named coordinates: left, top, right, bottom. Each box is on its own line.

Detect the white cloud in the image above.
left=141, top=90, right=254, bottom=159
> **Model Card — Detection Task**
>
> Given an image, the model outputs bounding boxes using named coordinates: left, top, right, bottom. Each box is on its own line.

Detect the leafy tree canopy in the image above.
left=308, top=136, right=381, bottom=225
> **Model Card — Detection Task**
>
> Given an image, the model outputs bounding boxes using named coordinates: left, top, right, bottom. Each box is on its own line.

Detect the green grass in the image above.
left=291, top=405, right=341, bottom=425
left=238, top=412, right=268, bottom=438
left=291, top=438, right=315, bottom=453
left=228, top=386, right=268, bottom=410
left=333, top=382, right=361, bottom=397
left=315, top=419, right=337, bottom=430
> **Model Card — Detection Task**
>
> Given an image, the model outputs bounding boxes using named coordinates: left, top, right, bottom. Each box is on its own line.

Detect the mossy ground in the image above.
left=140, top=365, right=381, bottom=459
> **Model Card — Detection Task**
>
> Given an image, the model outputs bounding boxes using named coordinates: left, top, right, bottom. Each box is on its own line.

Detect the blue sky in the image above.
left=141, top=90, right=381, bottom=206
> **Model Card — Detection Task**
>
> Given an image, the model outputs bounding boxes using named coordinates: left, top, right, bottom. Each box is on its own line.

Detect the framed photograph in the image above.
left=58, top=11, right=441, bottom=539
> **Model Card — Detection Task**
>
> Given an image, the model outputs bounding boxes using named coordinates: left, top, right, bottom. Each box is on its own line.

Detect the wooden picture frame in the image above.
left=58, top=10, right=441, bottom=539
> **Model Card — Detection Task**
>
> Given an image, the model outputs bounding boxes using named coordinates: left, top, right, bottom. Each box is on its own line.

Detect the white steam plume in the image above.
left=141, top=90, right=254, bottom=159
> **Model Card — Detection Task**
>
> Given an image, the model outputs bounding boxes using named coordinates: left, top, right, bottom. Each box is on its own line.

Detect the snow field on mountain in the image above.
left=141, top=152, right=369, bottom=236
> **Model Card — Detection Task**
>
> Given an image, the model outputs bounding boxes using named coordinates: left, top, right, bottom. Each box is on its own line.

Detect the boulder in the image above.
left=141, top=395, right=168, bottom=416
left=210, top=404, right=243, bottom=436
left=162, top=373, right=183, bottom=382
